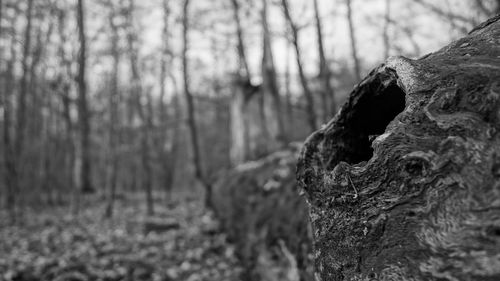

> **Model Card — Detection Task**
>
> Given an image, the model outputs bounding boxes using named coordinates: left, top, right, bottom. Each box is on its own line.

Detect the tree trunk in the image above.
left=231, top=0, right=251, bottom=80
left=104, top=8, right=120, bottom=218
left=0, top=0, right=2, bottom=38
left=297, top=15, right=500, bottom=281
left=229, top=0, right=254, bottom=166
left=281, top=0, right=317, bottom=132
left=57, top=9, right=76, bottom=204
left=76, top=0, right=93, bottom=194
left=313, top=0, right=336, bottom=121
left=261, top=0, right=286, bottom=143
left=382, top=0, right=391, bottom=60
left=16, top=0, right=33, bottom=161
left=158, top=0, right=177, bottom=202
left=345, top=0, right=361, bottom=81
left=3, top=30, right=17, bottom=222
left=284, top=43, right=293, bottom=135
left=182, top=0, right=213, bottom=209
left=14, top=0, right=34, bottom=213
left=126, top=0, right=154, bottom=216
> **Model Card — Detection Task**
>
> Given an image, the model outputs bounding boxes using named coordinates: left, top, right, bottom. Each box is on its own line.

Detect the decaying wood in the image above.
left=297, top=15, right=500, bottom=281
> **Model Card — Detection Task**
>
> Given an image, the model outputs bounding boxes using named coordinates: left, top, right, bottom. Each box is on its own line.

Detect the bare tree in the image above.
left=2, top=3, right=18, bottom=222
left=413, top=0, right=473, bottom=34
left=104, top=4, right=121, bottom=218
left=125, top=0, right=154, bottom=216
left=182, top=0, right=213, bottom=209
left=261, top=0, right=287, bottom=142
left=76, top=0, right=93, bottom=194
left=229, top=0, right=254, bottom=165
left=0, top=0, right=2, bottom=38
left=158, top=0, right=178, bottom=202
left=346, top=0, right=362, bottom=81
left=16, top=0, right=34, bottom=183
left=284, top=42, right=293, bottom=132
left=383, top=0, right=391, bottom=59
left=281, top=0, right=317, bottom=131
left=313, top=0, right=336, bottom=121
left=56, top=7, right=77, bottom=204
left=231, top=0, right=251, bottom=80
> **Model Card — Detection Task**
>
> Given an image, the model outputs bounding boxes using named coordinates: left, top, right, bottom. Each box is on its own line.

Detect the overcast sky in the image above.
left=85, top=0, right=485, bottom=100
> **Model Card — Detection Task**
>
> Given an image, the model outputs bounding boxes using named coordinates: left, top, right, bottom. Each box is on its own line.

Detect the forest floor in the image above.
left=0, top=192, right=243, bottom=281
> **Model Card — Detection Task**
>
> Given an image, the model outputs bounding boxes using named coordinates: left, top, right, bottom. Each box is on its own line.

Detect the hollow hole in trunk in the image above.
left=340, top=73, right=406, bottom=165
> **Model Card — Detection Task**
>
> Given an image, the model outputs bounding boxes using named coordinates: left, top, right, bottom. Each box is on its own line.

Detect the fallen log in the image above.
left=297, top=15, right=500, bottom=281
left=213, top=145, right=313, bottom=281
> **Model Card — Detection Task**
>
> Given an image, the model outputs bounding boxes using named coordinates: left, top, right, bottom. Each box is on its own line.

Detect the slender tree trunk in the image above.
left=346, top=0, right=362, bottom=81
left=231, top=0, right=251, bottom=80
left=17, top=0, right=33, bottom=158
left=383, top=0, right=391, bottom=59
left=159, top=0, right=177, bottom=202
left=313, top=0, right=336, bottom=121
left=13, top=0, right=34, bottom=213
left=142, top=93, right=154, bottom=216
left=105, top=10, right=120, bottom=218
left=0, top=0, right=2, bottom=40
left=230, top=0, right=253, bottom=165
left=281, top=0, right=317, bottom=131
left=8, top=0, right=34, bottom=220
left=34, top=20, right=55, bottom=205
left=76, top=0, right=93, bottom=194
left=261, top=0, right=286, bottom=143
left=57, top=9, right=76, bottom=204
left=182, top=0, right=213, bottom=209
left=284, top=43, right=293, bottom=135
left=3, top=31, right=17, bottom=222
left=126, top=0, right=154, bottom=216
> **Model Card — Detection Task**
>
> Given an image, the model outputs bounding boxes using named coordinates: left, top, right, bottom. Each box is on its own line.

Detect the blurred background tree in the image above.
left=0, top=0, right=498, bottom=218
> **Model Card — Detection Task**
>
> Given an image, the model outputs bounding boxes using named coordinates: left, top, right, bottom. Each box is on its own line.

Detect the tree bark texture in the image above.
left=297, top=15, right=500, bottom=281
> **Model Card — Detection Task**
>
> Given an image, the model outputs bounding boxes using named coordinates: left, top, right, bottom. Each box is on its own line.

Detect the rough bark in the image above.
left=297, top=15, right=500, bottom=281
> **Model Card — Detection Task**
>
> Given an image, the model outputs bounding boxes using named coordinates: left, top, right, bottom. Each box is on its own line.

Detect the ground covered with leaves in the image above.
left=0, top=194, right=242, bottom=281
